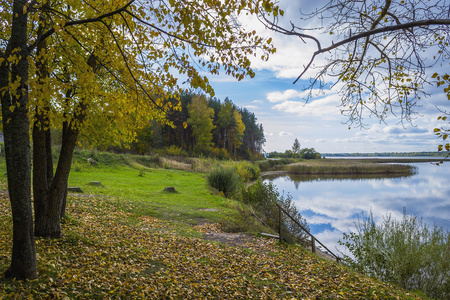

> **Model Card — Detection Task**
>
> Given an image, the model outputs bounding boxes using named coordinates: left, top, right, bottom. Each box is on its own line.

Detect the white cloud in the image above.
left=271, top=93, right=341, bottom=119
left=237, top=1, right=336, bottom=81
left=266, top=89, right=327, bottom=103
left=279, top=131, right=293, bottom=137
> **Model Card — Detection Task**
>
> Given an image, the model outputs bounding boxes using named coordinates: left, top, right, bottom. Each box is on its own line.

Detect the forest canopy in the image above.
left=82, top=92, right=267, bottom=160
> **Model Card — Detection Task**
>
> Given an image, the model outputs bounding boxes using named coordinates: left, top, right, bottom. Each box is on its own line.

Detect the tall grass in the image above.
left=207, top=167, right=240, bottom=197
left=339, top=210, right=450, bottom=299
left=286, top=161, right=415, bottom=175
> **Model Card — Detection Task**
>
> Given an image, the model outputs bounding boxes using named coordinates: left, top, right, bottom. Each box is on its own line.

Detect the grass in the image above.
left=284, top=159, right=415, bottom=175
left=0, top=182, right=425, bottom=299
left=0, top=152, right=427, bottom=298
left=66, top=155, right=267, bottom=234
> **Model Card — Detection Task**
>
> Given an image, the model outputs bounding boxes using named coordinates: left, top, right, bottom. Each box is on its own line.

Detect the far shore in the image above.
left=323, top=157, right=446, bottom=163
left=262, top=158, right=431, bottom=177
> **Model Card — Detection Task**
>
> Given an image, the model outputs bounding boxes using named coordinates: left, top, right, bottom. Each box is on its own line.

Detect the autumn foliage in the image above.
left=0, top=183, right=424, bottom=299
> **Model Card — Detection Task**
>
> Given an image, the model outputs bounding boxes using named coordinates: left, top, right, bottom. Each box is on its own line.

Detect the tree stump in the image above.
left=163, top=187, right=177, bottom=193
left=68, top=187, right=83, bottom=193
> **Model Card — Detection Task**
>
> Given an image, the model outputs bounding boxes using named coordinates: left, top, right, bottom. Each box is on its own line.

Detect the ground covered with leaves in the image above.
left=0, top=189, right=424, bottom=299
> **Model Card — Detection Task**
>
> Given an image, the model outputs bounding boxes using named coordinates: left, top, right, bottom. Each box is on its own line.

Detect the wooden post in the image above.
left=311, top=237, right=316, bottom=253
left=278, top=205, right=282, bottom=243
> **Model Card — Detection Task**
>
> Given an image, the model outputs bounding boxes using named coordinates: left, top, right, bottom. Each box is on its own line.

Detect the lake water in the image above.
left=263, top=161, right=450, bottom=256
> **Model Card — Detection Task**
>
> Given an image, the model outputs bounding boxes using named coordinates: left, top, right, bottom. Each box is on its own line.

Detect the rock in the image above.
left=163, top=187, right=177, bottom=193
left=88, top=181, right=103, bottom=186
left=68, top=187, right=83, bottom=193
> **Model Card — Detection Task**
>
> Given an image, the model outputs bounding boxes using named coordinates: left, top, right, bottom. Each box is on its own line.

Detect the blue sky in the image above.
left=198, top=0, right=449, bottom=154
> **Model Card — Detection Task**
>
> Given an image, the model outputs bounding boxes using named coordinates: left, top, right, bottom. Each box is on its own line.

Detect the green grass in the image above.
left=0, top=152, right=427, bottom=299
left=0, top=182, right=426, bottom=299
left=67, top=158, right=265, bottom=234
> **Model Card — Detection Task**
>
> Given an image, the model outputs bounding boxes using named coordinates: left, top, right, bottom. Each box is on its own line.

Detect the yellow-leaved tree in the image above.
left=231, top=109, right=246, bottom=157
left=0, top=0, right=282, bottom=280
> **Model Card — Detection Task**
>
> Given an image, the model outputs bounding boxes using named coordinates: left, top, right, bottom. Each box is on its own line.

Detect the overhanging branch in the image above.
left=292, top=18, right=450, bottom=82
left=28, top=0, right=136, bottom=51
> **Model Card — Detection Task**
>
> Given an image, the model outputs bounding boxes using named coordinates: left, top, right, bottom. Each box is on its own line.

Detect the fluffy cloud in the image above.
left=270, top=92, right=341, bottom=120
left=266, top=89, right=327, bottom=103
left=279, top=131, right=293, bottom=137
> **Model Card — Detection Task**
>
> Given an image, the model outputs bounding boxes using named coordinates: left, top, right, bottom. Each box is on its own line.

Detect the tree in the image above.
left=239, top=108, right=266, bottom=158
left=300, top=148, right=321, bottom=159
left=187, top=95, right=215, bottom=152
left=0, top=0, right=37, bottom=280
left=217, top=98, right=236, bottom=151
left=263, top=0, right=450, bottom=149
left=292, top=138, right=301, bottom=158
left=230, top=109, right=246, bottom=157
left=1, top=0, right=282, bottom=279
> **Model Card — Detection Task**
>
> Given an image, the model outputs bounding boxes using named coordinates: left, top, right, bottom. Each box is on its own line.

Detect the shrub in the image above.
left=257, top=158, right=294, bottom=172
left=242, top=180, right=309, bottom=243
left=235, top=162, right=260, bottom=182
left=155, top=145, right=188, bottom=157
left=339, top=210, right=450, bottom=299
left=207, top=167, right=240, bottom=197
left=73, top=162, right=82, bottom=172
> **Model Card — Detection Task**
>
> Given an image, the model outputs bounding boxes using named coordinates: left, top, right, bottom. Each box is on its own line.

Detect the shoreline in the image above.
left=261, top=158, right=421, bottom=177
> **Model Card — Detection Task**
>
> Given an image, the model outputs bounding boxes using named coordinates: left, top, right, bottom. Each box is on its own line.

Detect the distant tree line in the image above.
left=323, top=152, right=450, bottom=157
left=125, top=92, right=266, bottom=159
left=268, top=139, right=321, bottom=159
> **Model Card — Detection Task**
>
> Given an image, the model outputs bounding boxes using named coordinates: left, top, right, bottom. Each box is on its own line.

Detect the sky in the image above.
left=198, top=0, right=449, bottom=154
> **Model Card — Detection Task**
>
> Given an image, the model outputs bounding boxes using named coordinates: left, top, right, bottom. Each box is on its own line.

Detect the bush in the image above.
left=242, top=180, right=309, bottom=244
left=299, top=148, right=321, bottom=159
left=166, top=145, right=188, bottom=157
left=235, top=162, right=260, bottom=182
left=257, top=158, right=295, bottom=172
left=207, top=167, right=240, bottom=197
left=339, top=210, right=450, bottom=299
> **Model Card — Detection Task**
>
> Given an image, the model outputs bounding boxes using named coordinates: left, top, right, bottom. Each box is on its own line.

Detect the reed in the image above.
left=285, top=159, right=415, bottom=175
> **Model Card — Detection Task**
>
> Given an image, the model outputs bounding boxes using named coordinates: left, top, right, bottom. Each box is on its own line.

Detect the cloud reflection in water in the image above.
left=263, top=163, right=450, bottom=254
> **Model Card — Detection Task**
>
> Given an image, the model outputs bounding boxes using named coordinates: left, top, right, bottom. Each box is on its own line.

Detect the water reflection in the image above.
left=263, top=172, right=414, bottom=190
left=263, top=162, right=450, bottom=255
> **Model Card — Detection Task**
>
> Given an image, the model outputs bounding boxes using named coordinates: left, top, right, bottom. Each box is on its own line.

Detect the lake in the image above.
left=263, top=160, right=450, bottom=256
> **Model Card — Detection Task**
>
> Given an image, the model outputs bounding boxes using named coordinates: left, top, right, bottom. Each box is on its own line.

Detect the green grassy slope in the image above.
left=0, top=153, right=426, bottom=299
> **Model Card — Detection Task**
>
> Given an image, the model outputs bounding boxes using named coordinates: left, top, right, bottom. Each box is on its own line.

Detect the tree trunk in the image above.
left=33, top=112, right=54, bottom=236
left=33, top=16, right=56, bottom=236
left=34, top=102, right=86, bottom=238
left=1, top=0, right=37, bottom=280
left=33, top=52, right=94, bottom=238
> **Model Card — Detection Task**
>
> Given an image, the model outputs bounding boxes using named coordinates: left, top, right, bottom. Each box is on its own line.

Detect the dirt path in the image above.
left=194, top=223, right=339, bottom=262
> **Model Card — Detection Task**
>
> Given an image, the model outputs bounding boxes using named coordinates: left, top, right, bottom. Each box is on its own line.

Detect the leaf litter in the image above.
left=0, top=186, right=424, bottom=299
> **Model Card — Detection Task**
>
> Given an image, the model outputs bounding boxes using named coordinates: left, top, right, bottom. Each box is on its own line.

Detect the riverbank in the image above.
left=0, top=152, right=428, bottom=299
left=0, top=181, right=425, bottom=299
